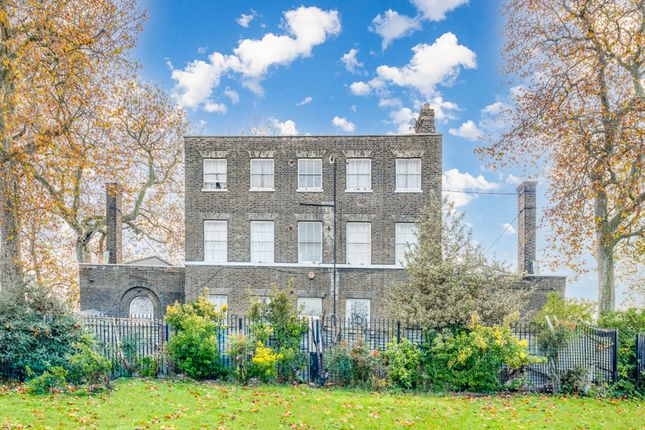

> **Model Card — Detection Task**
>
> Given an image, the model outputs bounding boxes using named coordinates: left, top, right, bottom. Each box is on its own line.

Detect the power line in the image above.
left=484, top=213, right=519, bottom=256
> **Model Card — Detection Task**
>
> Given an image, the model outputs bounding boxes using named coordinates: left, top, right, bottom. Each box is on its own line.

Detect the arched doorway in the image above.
left=129, top=296, right=154, bottom=319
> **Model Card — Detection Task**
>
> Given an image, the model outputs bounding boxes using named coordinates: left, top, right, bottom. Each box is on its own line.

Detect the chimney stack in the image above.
left=415, top=103, right=435, bottom=133
left=105, top=183, right=122, bottom=264
left=517, top=181, right=537, bottom=274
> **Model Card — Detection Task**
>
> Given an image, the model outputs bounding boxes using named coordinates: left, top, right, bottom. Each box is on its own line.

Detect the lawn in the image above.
left=0, top=379, right=641, bottom=429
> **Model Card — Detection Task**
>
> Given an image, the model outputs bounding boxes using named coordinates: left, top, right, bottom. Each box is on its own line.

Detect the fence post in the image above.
left=396, top=321, right=401, bottom=343
left=611, top=329, right=619, bottom=383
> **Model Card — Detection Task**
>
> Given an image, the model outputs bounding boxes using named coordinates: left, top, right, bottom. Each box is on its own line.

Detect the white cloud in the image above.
left=251, top=118, right=299, bottom=135
left=203, top=100, right=227, bottom=113
left=273, top=119, right=298, bottom=135
left=349, top=81, right=371, bottom=96
left=223, top=88, right=239, bottom=105
left=378, top=97, right=402, bottom=108
left=425, top=96, right=459, bottom=121
left=340, top=48, right=364, bottom=74
left=482, top=101, right=506, bottom=115
left=197, top=46, right=208, bottom=54
left=332, top=116, right=356, bottom=132
left=449, top=120, right=484, bottom=141
left=171, top=52, right=230, bottom=109
left=237, top=9, right=258, bottom=28
left=411, top=0, right=469, bottom=21
left=505, top=173, right=523, bottom=185
left=370, top=10, right=421, bottom=50
left=376, top=32, right=476, bottom=97
left=171, top=6, right=340, bottom=107
left=503, top=223, right=517, bottom=234
left=389, top=107, right=417, bottom=134
left=296, top=96, right=313, bottom=106
left=442, top=168, right=498, bottom=207
left=229, top=7, right=341, bottom=93
left=350, top=105, right=358, bottom=112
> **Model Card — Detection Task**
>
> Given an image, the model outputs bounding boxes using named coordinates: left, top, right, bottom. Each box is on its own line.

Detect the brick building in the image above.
left=79, top=105, right=565, bottom=320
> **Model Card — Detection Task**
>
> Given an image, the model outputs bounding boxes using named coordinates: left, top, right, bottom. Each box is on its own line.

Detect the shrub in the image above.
left=597, top=308, right=645, bottom=394
left=251, top=342, right=282, bottom=382
left=68, top=342, right=112, bottom=391
left=135, top=355, right=161, bottom=378
left=325, top=338, right=384, bottom=388
left=227, top=333, right=255, bottom=384
left=0, top=283, right=85, bottom=380
left=382, top=339, right=422, bottom=389
left=561, top=365, right=592, bottom=395
left=165, top=291, right=228, bottom=380
left=247, top=281, right=309, bottom=382
left=26, top=366, right=69, bottom=394
left=425, top=316, right=540, bottom=392
left=535, top=293, right=595, bottom=325
left=536, top=316, right=575, bottom=393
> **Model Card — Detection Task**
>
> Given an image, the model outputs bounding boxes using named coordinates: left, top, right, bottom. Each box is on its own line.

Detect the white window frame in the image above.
left=346, top=298, right=370, bottom=323
left=396, top=159, right=422, bottom=192
left=395, top=223, right=418, bottom=266
left=346, top=158, right=372, bottom=192
left=298, top=221, right=323, bottom=264
left=297, top=159, right=323, bottom=192
left=250, top=221, right=274, bottom=263
left=208, top=294, right=228, bottom=312
left=204, top=220, right=227, bottom=263
left=250, top=158, right=274, bottom=191
left=297, top=297, right=323, bottom=318
left=203, top=158, right=227, bottom=191
left=346, top=222, right=371, bottom=265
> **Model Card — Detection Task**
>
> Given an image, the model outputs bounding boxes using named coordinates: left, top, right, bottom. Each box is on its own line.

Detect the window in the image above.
left=208, top=294, right=228, bottom=311
left=395, top=223, right=418, bottom=265
left=204, top=220, right=227, bottom=262
left=250, top=221, right=274, bottom=263
left=346, top=298, right=370, bottom=323
left=129, top=296, right=154, bottom=319
left=203, top=159, right=227, bottom=190
left=346, top=222, right=371, bottom=265
left=346, top=159, right=371, bottom=191
left=298, top=222, right=322, bottom=263
left=396, top=159, right=422, bottom=191
left=250, top=159, right=274, bottom=190
left=298, top=159, right=322, bottom=191
left=297, top=297, right=322, bottom=318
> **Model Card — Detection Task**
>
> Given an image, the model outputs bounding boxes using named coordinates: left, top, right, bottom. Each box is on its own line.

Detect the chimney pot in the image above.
left=106, top=183, right=123, bottom=264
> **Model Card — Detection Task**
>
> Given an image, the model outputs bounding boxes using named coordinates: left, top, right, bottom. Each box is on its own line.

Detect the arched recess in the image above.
left=119, top=286, right=162, bottom=319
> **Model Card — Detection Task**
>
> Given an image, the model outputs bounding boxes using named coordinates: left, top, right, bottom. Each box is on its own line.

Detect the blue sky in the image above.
left=133, top=0, right=619, bottom=303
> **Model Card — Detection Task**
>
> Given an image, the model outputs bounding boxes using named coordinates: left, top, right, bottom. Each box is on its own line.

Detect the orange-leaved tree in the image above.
left=479, top=0, right=643, bottom=315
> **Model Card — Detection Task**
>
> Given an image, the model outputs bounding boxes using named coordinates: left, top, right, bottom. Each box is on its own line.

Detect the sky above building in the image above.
left=133, top=0, right=631, bottom=304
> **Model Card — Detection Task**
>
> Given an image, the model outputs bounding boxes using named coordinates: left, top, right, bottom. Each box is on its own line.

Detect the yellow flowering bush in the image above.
left=425, top=315, right=542, bottom=392
left=251, top=342, right=282, bottom=382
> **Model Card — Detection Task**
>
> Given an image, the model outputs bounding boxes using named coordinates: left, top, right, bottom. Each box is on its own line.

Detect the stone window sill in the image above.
left=394, top=189, right=423, bottom=193
left=345, top=189, right=373, bottom=193
left=202, top=188, right=228, bottom=192
left=297, top=189, right=323, bottom=193
left=249, top=188, right=275, bottom=192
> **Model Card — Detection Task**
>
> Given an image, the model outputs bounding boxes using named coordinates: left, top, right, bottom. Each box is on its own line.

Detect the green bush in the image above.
left=68, top=342, right=112, bottom=391
left=324, top=338, right=385, bottom=388
left=251, top=342, right=282, bottom=382
left=247, top=281, right=309, bottom=382
left=561, top=365, right=592, bottom=395
left=227, top=333, right=255, bottom=384
left=26, top=366, right=69, bottom=394
left=165, top=291, right=228, bottom=380
left=597, top=308, right=645, bottom=395
left=382, top=339, right=422, bottom=389
left=425, top=316, right=540, bottom=392
left=535, top=293, right=595, bottom=326
left=0, top=284, right=85, bottom=380
left=135, top=355, right=161, bottom=378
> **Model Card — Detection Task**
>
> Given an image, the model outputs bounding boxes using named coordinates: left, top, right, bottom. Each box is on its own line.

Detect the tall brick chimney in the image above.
left=517, top=181, right=537, bottom=274
left=105, top=183, right=122, bottom=264
left=415, top=103, right=435, bottom=133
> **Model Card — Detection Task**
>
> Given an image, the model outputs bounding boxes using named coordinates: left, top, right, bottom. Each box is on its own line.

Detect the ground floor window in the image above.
left=208, top=294, right=228, bottom=312
left=346, top=298, right=370, bottom=325
left=297, top=297, right=323, bottom=318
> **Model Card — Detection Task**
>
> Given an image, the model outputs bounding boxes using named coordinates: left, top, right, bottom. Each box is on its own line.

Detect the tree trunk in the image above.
left=594, top=195, right=615, bottom=316
left=75, top=235, right=92, bottom=264
left=0, top=2, right=23, bottom=293
left=596, top=241, right=615, bottom=316
left=0, top=163, right=23, bottom=292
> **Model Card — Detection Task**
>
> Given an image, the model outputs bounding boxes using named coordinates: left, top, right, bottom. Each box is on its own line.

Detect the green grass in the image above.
left=0, top=379, right=642, bottom=429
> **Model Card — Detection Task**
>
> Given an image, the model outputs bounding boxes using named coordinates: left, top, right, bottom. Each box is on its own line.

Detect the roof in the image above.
left=125, top=255, right=174, bottom=267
